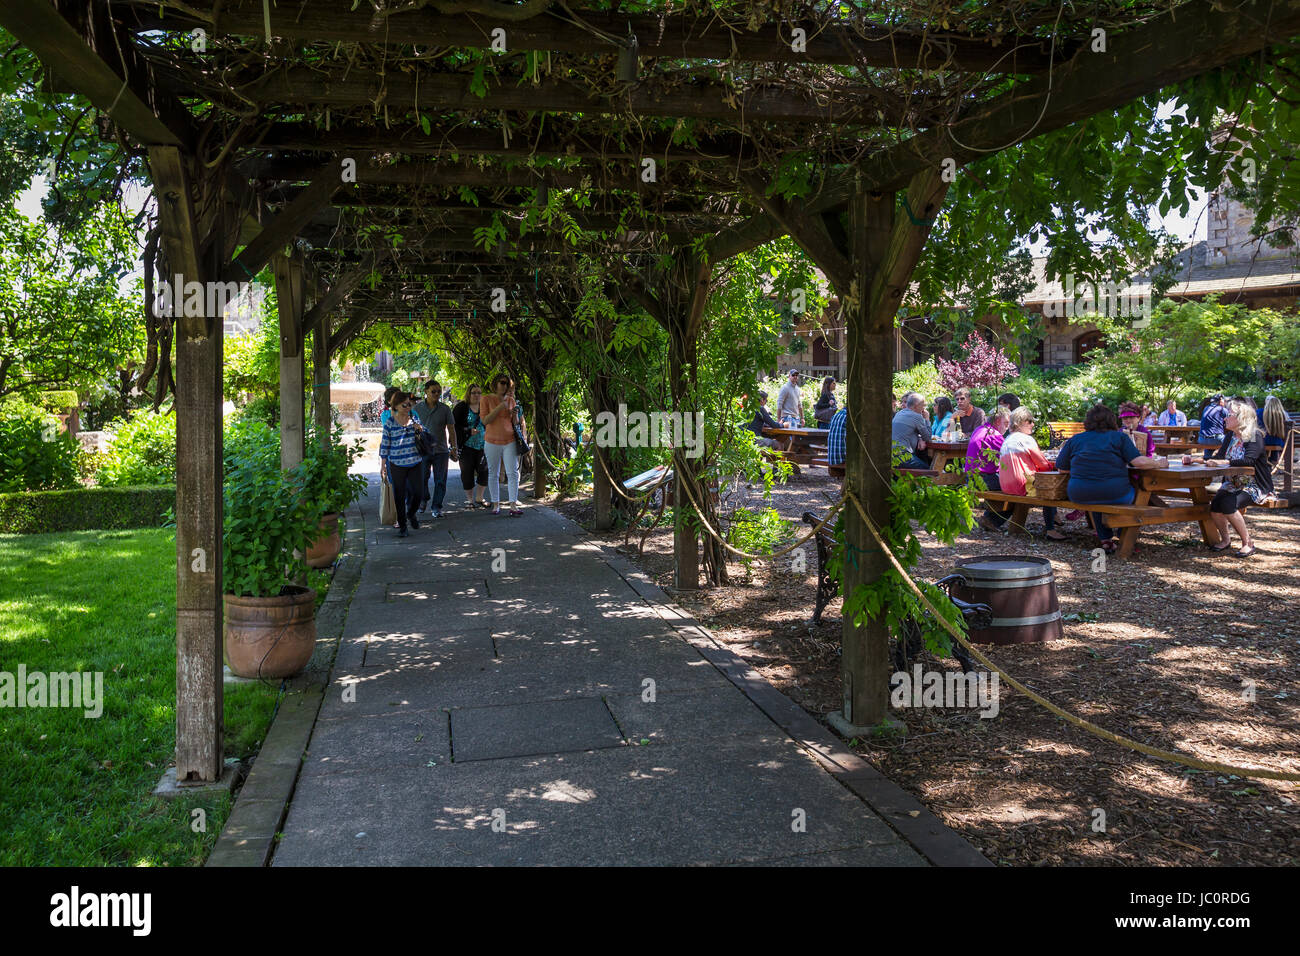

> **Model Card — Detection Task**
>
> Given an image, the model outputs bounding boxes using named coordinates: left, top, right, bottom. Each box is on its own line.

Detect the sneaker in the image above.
left=431, top=508, right=441, bottom=518
left=977, top=514, right=1002, bottom=533
left=397, top=528, right=409, bottom=538
left=409, top=516, right=420, bottom=529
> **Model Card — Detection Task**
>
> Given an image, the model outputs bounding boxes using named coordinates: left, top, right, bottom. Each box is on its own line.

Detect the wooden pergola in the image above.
left=4, top=0, right=1297, bottom=782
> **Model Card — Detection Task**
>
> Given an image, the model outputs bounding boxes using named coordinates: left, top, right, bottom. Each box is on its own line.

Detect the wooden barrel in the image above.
left=951, top=555, right=1063, bottom=645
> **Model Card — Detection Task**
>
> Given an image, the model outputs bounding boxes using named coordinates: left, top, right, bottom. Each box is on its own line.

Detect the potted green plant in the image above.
left=223, top=451, right=321, bottom=679
left=299, top=426, right=368, bottom=568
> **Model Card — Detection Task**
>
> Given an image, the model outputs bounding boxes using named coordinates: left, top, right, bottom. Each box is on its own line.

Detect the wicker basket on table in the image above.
left=1027, top=470, right=1069, bottom=499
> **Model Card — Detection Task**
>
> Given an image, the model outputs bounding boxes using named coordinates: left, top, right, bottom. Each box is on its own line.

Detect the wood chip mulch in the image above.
left=546, top=472, right=1300, bottom=866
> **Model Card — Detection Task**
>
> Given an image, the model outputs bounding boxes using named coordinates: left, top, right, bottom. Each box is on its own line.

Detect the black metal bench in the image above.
left=801, top=512, right=991, bottom=672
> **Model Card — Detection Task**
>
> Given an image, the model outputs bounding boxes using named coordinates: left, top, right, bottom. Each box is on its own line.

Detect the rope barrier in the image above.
left=842, top=491, right=1300, bottom=782
left=655, top=452, right=848, bottom=560
left=650, top=459, right=1300, bottom=780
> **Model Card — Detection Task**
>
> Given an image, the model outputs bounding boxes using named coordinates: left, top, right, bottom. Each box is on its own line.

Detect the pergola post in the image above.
left=149, top=146, right=225, bottom=783
left=665, top=255, right=713, bottom=590
left=274, top=251, right=307, bottom=469
left=312, top=312, right=332, bottom=447
left=839, top=185, right=897, bottom=730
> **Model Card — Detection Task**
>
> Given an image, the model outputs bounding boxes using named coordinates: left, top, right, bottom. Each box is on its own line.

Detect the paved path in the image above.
left=271, top=469, right=969, bottom=866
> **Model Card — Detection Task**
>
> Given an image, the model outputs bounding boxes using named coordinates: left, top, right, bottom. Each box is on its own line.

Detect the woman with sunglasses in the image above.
left=480, top=374, right=524, bottom=516
left=378, top=390, right=425, bottom=537
left=452, top=384, right=491, bottom=508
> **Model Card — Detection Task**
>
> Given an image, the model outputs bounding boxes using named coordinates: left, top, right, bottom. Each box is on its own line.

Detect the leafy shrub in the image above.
left=893, top=358, right=943, bottom=403
left=223, top=416, right=279, bottom=475
left=0, top=406, right=80, bottom=492
left=0, top=485, right=173, bottom=533
left=97, top=411, right=177, bottom=486
left=726, top=506, right=794, bottom=571
left=223, top=451, right=316, bottom=598
left=299, top=426, right=368, bottom=516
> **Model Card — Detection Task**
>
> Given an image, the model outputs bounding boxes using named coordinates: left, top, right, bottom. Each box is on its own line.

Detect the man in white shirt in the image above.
left=776, top=369, right=803, bottom=428
left=1157, top=400, right=1187, bottom=427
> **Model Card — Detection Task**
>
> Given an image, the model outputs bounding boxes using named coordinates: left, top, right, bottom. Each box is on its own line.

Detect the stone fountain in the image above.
left=330, top=363, right=385, bottom=432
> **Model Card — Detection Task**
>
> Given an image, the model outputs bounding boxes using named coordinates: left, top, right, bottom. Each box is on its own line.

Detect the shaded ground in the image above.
left=548, top=470, right=1300, bottom=865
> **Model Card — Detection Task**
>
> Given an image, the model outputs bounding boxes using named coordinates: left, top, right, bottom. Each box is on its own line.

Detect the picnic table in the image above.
left=1148, top=424, right=1200, bottom=441
left=977, top=460, right=1254, bottom=559
left=1153, top=440, right=1220, bottom=454
left=924, top=439, right=970, bottom=473
left=762, top=425, right=829, bottom=464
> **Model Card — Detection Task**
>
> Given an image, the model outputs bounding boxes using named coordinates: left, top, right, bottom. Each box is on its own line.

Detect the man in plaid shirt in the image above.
left=827, top=407, right=847, bottom=466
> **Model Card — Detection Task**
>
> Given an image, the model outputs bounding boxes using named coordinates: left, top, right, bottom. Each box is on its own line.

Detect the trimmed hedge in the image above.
left=0, top=485, right=175, bottom=534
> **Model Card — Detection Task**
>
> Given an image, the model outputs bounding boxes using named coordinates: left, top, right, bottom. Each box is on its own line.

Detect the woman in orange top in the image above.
left=998, top=406, right=1067, bottom=540
left=480, top=373, right=524, bottom=515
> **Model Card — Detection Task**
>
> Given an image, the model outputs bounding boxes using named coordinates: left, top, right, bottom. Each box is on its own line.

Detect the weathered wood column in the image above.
left=312, top=312, right=331, bottom=447
left=840, top=171, right=949, bottom=729
left=665, top=255, right=713, bottom=590
left=149, top=146, right=225, bottom=782
left=742, top=169, right=947, bottom=730
left=274, top=252, right=306, bottom=469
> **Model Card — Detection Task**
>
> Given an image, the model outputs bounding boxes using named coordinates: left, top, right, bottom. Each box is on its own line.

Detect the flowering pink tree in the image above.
left=936, top=333, right=1019, bottom=393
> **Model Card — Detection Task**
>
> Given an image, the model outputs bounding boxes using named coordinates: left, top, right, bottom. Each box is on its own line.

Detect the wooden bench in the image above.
left=810, top=457, right=846, bottom=478
left=1046, top=421, right=1084, bottom=447
left=974, top=489, right=1216, bottom=557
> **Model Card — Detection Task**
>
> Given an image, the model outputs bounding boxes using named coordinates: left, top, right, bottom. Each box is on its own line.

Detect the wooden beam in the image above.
left=852, top=0, right=1300, bottom=197
left=330, top=304, right=381, bottom=356
left=138, top=1, right=1055, bottom=72
left=712, top=0, right=1300, bottom=262
left=245, top=156, right=711, bottom=193
left=740, top=170, right=851, bottom=292
left=256, top=121, right=755, bottom=162
left=274, top=252, right=307, bottom=470
left=222, top=158, right=343, bottom=285
left=312, top=311, right=332, bottom=448
left=0, top=0, right=190, bottom=147
left=302, top=252, right=395, bottom=338
left=229, top=67, right=912, bottom=126
left=148, top=145, right=224, bottom=783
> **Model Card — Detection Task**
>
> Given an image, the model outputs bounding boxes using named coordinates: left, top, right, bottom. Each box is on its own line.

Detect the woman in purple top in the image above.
left=1118, top=402, right=1156, bottom=456
left=968, top=408, right=1011, bottom=531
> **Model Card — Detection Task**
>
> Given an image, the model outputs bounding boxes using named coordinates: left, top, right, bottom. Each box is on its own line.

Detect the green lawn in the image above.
left=0, top=528, right=281, bottom=865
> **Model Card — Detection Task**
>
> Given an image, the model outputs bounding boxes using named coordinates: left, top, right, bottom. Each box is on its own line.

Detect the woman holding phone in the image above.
left=480, top=374, right=524, bottom=516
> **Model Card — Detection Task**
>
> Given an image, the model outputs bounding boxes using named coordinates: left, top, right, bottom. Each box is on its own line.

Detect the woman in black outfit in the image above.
left=814, top=376, right=837, bottom=429
left=1204, top=398, right=1274, bottom=557
left=452, top=384, right=491, bottom=507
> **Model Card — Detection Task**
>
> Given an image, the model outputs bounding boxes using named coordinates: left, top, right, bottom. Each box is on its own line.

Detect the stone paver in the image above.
left=270, top=467, right=973, bottom=866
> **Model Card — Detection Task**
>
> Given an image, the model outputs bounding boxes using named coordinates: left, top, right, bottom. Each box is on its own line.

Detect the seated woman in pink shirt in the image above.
left=999, top=407, right=1067, bottom=540
left=967, top=407, right=1010, bottom=531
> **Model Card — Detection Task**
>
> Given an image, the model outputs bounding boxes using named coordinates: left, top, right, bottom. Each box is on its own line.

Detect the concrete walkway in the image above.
left=271, top=470, right=981, bottom=866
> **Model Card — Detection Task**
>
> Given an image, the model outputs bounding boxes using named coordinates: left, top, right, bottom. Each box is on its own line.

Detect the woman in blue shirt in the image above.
left=379, top=390, right=426, bottom=537
left=1056, top=403, right=1162, bottom=553
left=930, top=396, right=954, bottom=437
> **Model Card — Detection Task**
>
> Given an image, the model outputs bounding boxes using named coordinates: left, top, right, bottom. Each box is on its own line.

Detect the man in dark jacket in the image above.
left=412, top=380, right=459, bottom=517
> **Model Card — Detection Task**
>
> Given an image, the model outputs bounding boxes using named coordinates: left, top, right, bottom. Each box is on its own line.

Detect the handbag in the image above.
left=379, top=477, right=396, bottom=525
left=513, top=418, right=530, bottom=457
left=415, top=425, right=439, bottom=459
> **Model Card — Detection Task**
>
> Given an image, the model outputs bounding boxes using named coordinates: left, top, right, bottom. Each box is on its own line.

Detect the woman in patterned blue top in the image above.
left=379, top=390, right=426, bottom=537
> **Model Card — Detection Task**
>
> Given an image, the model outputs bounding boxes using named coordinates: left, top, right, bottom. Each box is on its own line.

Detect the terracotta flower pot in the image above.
left=224, top=585, right=317, bottom=679
left=304, top=512, right=342, bottom=568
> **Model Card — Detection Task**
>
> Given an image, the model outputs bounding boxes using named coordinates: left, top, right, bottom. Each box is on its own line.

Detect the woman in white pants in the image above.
left=480, top=373, right=524, bottom=515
